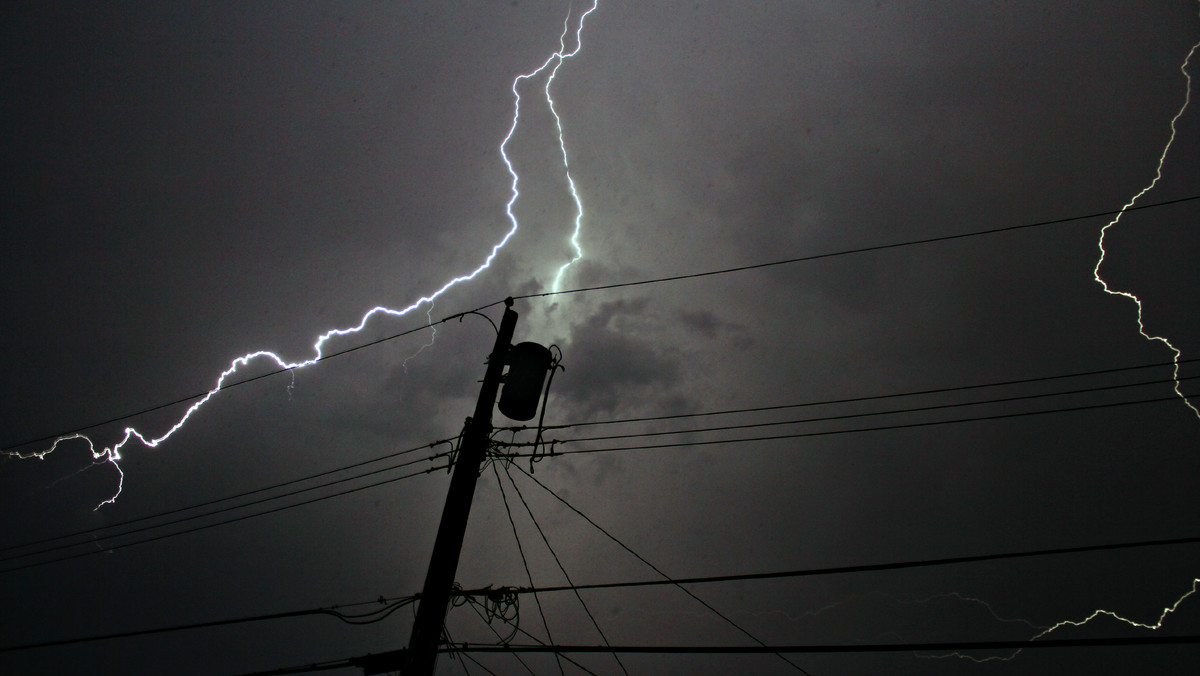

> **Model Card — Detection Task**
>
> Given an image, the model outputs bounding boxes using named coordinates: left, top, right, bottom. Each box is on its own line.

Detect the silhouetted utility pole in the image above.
left=397, top=298, right=518, bottom=676
left=354, top=297, right=555, bottom=676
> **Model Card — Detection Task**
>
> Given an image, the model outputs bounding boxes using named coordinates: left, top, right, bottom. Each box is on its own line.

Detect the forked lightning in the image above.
left=6, top=2, right=600, bottom=507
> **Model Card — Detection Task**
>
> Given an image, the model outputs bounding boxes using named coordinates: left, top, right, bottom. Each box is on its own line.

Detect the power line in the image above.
left=460, top=593, right=601, bottom=676
left=500, top=463, right=628, bottom=676
left=13, top=359, right=1183, bottom=559
left=232, top=659, right=358, bottom=676
left=446, top=636, right=1200, bottom=653
left=2, top=322, right=445, bottom=452
left=3, top=452, right=448, bottom=569
left=242, top=634, right=1200, bottom=675
left=514, top=193, right=1200, bottom=301
left=0, top=595, right=417, bottom=653
left=1, top=438, right=455, bottom=556
left=0, top=462, right=448, bottom=575
left=504, top=390, right=1195, bottom=459
left=17, top=534, right=1196, bottom=656
left=455, top=534, right=1200, bottom=597
left=461, top=596, right=540, bottom=676
left=489, top=462, right=562, bottom=674
left=537, top=373, right=1200, bottom=447
left=511, top=463, right=812, bottom=675
left=1, top=448, right=452, bottom=567
left=9, top=195, right=1197, bottom=454
left=503, top=357, right=1200, bottom=433
left=10, top=373, right=1187, bottom=571
left=8, top=358, right=1187, bottom=571
left=456, top=650, right=498, bottom=676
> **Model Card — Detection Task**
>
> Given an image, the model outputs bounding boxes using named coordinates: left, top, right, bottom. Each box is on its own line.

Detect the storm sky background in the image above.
left=3, top=1, right=1200, bottom=674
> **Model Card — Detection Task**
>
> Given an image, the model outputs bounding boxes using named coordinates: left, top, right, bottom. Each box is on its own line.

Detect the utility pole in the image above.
left=398, top=297, right=519, bottom=676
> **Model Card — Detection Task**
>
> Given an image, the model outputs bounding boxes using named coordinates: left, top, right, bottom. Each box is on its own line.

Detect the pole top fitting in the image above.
left=504, top=296, right=514, bottom=308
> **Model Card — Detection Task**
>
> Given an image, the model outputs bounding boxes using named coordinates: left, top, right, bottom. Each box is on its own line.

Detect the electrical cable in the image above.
left=9, top=357, right=1185, bottom=573
left=1, top=449, right=453, bottom=567
left=464, top=595, right=601, bottom=676
left=500, top=463, right=629, bottom=676
left=2, top=322, right=443, bottom=453
left=12, top=358, right=1185, bottom=559
left=510, top=463, right=813, bottom=675
left=9, top=194, right=1196, bottom=454
left=230, top=658, right=357, bottom=675
left=235, top=634, right=1200, bottom=675
left=514, top=193, right=1200, bottom=302
left=10, top=357, right=1171, bottom=569
left=531, top=373, right=1200, bottom=447
left=501, top=356, right=1200, bottom=433
left=454, top=583, right=520, bottom=644
left=0, top=595, right=416, bottom=653
left=501, top=390, right=1196, bottom=459
left=454, top=534, right=1200, bottom=598
left=489, top=462, right=564, bottom=676
left=442, top=622, right=480, bottom=676
left=463, top=596, right=539, bottom=676
left=25, top=535, right=1188, bottom=659
left=1, top=440, right=455, bottom=558
left=458, top=650, right=495, bottom=676
left=0, top=462, right=448, bottom=575
left=442, top=635, right=1200, bottom=653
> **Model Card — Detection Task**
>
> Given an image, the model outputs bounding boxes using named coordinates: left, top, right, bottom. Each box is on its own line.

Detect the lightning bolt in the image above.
left=401, top=303, right=438, bottom=374
left=6, top=2, right=601, bottom=507
left=501, top=2, right=597, bottom=293
left=930, top=15, right=1200, bottom=663
left=1029, top=577, right=1200, bottom=638
left=1093, top=9, right=1200, bottom=420
left=546, top=7, right=593, bottom=292
left=921, top=578, right=1200, bottom=663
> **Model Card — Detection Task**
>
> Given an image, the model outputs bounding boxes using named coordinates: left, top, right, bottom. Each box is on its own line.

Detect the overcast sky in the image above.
left=3, top=1, right=1200, bottom=674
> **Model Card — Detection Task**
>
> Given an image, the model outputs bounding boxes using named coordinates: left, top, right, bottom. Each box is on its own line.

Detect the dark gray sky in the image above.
left=3, top=1, right=1199, bottom=674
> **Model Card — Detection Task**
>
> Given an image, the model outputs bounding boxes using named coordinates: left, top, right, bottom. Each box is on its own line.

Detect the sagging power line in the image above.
left=8, top=194, right=1197, bottom=455
left=7, top=361, right=1192, bottom=573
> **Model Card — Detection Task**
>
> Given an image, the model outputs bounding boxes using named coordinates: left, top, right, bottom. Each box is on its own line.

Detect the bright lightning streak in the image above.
left=401, top=303, right=438, bottom=374
left=1093, top=20, right=1200, bottom=420
left=1030, top=577, right=1200, bottom=638
left=928, top=18, right=1200, bottom=664
left=546, top=7, right=594, bottom=292
left=501, top=2, right=598, bottom=293
left=922, top=578, right=1200, bottom=663
left=6, top=3, right=602, bottom=508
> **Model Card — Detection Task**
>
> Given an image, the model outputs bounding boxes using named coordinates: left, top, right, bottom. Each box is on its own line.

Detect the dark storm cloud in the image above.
left=554, top=298, right=684, bottom=416
left=677, top=309, right=727, bottom=339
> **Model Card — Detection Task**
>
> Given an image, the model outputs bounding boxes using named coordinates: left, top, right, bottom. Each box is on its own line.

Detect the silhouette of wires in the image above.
left=1, top=444, right=454, bottom=574
left=9, top=195, right=1196, bottom=455
left=460, top=591, right=600, bottom=676
left=499, top=462, right=628, bottom=675
left=488, top=461, right=563, bottom=675
left=506, top=463, right=813, bottom=675
left=1, top=594, right=417, bottom=653
left=491, top=371, right=1197, bottom=461
left=452, top=534, right=1200, bottom=598
left=500, top=357, right=1200, bottom=434
left=514, top=194, right=1200, bottom=302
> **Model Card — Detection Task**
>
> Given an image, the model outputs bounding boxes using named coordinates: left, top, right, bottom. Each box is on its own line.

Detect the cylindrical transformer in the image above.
left=498, top=342, right=552, bottom=421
